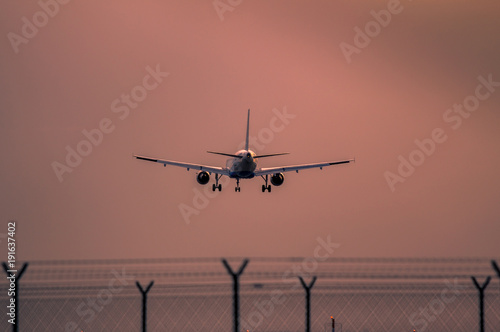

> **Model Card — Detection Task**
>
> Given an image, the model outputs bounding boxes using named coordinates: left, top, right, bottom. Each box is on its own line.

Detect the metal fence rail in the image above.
left=1, top=257, right=499, bottom=331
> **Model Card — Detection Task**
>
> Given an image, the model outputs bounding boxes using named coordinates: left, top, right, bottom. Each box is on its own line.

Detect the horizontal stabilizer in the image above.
left=207, top=151, right=243, bottom=158
left=254, top=152, right=290, bottom=158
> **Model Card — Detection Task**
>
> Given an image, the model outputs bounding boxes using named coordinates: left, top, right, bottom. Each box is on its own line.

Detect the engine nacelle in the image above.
left=196, top=171, right=210, bottom=185
left=270, top=173, right=284, bottom=186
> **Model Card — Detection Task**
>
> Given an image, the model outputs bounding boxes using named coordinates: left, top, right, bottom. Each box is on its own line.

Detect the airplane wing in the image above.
left=254, top=159, right=354, bottom=176
left=134, top=155, right=230, bottom=175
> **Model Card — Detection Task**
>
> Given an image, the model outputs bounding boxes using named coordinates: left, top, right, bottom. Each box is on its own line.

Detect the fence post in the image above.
left=299, top=276, right=317, bottom=332
left=471, top=276, right=491, bottom=332
left=136, top=281, right=154, bottom=332
left=2, top=262, right=28, bottom=332
left=222, top=258, right=249, bottom=332
left=492, top=260, right=500, bottom=281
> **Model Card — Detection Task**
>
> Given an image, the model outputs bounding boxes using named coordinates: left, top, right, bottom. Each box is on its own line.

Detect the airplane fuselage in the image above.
left=227, top=150, right=257, bottom=178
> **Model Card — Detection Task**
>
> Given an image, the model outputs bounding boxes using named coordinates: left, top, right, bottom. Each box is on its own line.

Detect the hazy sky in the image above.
left=1, top=1, right=499, bottom=261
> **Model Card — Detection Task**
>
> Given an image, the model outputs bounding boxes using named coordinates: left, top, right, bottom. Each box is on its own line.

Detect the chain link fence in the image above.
left=1, top=257, right=499, bottom=331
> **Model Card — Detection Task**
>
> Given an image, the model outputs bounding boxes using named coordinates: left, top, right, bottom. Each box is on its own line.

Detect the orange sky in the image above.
left=1, top=0, right=499, bottom=261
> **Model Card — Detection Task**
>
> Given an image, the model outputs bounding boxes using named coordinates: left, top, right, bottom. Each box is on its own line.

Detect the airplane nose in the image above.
left=246, top=153, right=251, bottom=159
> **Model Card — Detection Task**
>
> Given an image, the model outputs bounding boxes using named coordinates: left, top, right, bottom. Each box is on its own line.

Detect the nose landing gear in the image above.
left=235, top=178, right=241, bottom=192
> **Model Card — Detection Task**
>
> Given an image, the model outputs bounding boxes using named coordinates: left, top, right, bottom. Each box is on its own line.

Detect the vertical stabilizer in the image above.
left=245, top=109, right=250, bottom=151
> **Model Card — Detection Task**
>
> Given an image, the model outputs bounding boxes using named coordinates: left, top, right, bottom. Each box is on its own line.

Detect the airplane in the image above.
left=134, top=110, right=354, bottom=192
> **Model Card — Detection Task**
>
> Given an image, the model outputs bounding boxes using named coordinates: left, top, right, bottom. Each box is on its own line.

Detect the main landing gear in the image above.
left=235, top=178, right=241, bottom=192
left=261, top=175, right=271, bottom=192
left=212, top=174, right=222, bottom=192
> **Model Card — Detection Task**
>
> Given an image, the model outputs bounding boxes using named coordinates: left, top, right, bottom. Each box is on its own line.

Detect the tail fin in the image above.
left=245, top=109, right=250, bottom=151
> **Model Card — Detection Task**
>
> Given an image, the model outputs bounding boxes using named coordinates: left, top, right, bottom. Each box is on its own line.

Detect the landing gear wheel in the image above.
left=235, top=187, right=241, bottom=192
left=261, top=175, right=272, bottom=192
left=213, top=174, right=223, bottom=191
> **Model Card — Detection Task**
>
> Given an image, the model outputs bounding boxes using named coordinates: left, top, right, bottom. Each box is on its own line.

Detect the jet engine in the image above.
left=270, top=173, right=284, bottom=186
left=196, top=171, right=210, bottom=185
